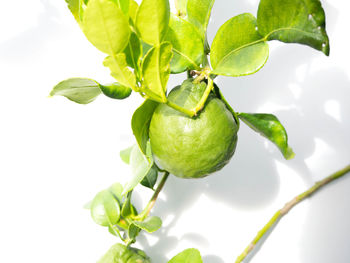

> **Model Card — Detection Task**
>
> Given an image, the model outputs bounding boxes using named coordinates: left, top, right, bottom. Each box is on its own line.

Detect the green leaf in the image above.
left=131, top=100, right=159, bottom=155
left=135, top=0, right=170, bottom=45
left=123, top=32, right=142, bottom=72
left=50, top=78, right=101, bottom=104
left=83, top=0, right=130, bottom=55
left=108, top=183, right=124, bottom=203
left=120, top=145, right=134, bottom=164
left=187, top=0, right=215, bottom=39
left=90, top=190, right=121, bottom=226
left=141, top=42, right=173, bottom=102
left=132, top=216, right=162, bottom=233
left=100, top=83, right=132, bottom=99
left=238, top=113, right=295, bottom=160
left=121, top=191, right=136, bottom=217
left=128, top=223, right=141, bottom=241
left=111, top=0, right=130, bottom=15
left=122, top=145, right=154, bottom=195
left=257, top=0, right=329, bottom=55
left=165, top=14, right=203, bottom=73
left=210, top=13, right=269, bottom=77
left=168, top=248, right=203, bottom=263
left=128, top=0, right=139, bottom=24
left=65, top=0, right=85, bottom=23
left=140, top=165, right=158, bottom=190
left=104, top=54, right=136, bottom=89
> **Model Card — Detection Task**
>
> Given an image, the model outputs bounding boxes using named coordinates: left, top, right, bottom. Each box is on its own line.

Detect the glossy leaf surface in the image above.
left=132, top=99, right=159, bottom=155
left=83, top=0, right=130, bottom=55
left=50, top=78, right=101, bottom=104
left=211, top=13, right=269, bottom=77
left=123, top=32, right=142, bottom=71
left=141, top=42, right=173, bottom=102
left=90, top=190, right=120, bottom=226
left=165, top=14, right=203, bottom=73
left=104, top=54, right=136, bottom=89
left=100, top=83, right=132, bottom=99
left=132, top=216, right=162, bottom=233
left=168, top=248, right=203, bottom=263
left=238, top=113, right=295, bottom=160
left=187, top=0, right=215, bottom=39
left=135, top=0, right=170, bottom=45
left=122, top=145, right=153, bottom=195
left=257, top=0, right=329, bottom=55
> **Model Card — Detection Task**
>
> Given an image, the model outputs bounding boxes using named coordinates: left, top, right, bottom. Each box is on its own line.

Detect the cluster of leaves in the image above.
left=51, top=0, right=330, bottom=261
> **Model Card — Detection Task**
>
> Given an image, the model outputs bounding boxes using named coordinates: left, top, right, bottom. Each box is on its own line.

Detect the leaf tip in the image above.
left=284, top=147, right=295, bottom=160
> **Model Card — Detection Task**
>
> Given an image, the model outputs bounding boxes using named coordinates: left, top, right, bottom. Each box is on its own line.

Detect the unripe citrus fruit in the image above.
left=149, top=79, right=238, bottom=178
left=98, top=243, right=150, bottom=263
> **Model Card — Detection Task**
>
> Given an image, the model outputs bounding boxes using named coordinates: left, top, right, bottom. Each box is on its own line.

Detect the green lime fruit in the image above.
left=149, top=79, right=238, bottom=178
left=98, top=243, right=150, bottom=263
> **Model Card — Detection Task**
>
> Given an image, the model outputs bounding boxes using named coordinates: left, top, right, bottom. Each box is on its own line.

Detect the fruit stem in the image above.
left=166, top=100, right=195, bottom=117
left=137, top=172, right=170, bottom=221
left=234, top=164, right=350, bottom=263
left=191, top=77, right=214, bottom=115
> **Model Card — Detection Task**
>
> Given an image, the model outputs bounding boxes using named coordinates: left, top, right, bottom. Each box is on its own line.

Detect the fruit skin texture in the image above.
left=98, top=243, right=150, bottom=263
left=149, top=79, right=238, bottom=178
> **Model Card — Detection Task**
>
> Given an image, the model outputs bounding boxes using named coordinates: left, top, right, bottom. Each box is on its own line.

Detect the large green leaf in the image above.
left=90, top=190, right=121, bottom=226
left=100, top=83, right=132, bottom=99
left=83, top=0, right=130, bottom=55
left=50, top=78, right=101, bottom=104
left=165, top=14, right=203, bottom=73
left=257, top=0, right=329, bottom=55
left=141, top=42, right=173, bottom=102
left=168, top=248, right=203, bottom=263
left=122, top=145, right=154, bottom=195
left=131, top=99, right=159, bottom=154
left=210, top=13, right=269, bottom=77
left=104, top=54, right=136, bottom=89
left=123, top=32, right=142, bottom=72
left=135, top=0, right=170, bottom=45
left=132, top=216, right=162, bottom=233
left=187, top=0, right=215, bottom=39
left=238, top=113, right=295, bottom=160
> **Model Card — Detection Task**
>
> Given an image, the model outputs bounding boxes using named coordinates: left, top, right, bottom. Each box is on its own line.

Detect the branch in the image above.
left=235, top=164, right=350, bottom=263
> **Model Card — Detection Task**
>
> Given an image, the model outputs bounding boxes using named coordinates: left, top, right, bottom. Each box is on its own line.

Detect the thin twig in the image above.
left=235, top=164, right=350, bottom=263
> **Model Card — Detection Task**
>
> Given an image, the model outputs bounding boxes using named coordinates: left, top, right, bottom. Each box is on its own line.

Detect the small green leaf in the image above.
left=132, top=216, right=162, bottom=233
left=123, top=145, right=154, bottom=195
left=211, top=13, right=269, bottom=77
left=128, top=223, right=141, bottom=241
left=104, top=54, right=136, bottom=89
left=135, top=0, right=170, bottom=45
left=120, top=145, right=134, bottom=164
left=50, top=78, right=101, bottom=104
left=83, top=0, right=130, bottom=55
left=98, top=243, right=151, bottom=263
left=123, top=32, right=142, bottom=72
left=90, top=190, right=121, bottom=226
left=132, top=100, right=159, bottom=155
left=141, top=42, right=173, bottom=102
left=108, top=183, right=124, bottom=203
left=165, top=14, right=203, bottom=73
left=121, top=191, right=136, bottom=217
left=238, top=113, right=295, bottom=160
left=187, top=0, right=215, bottom=40
left=128, top=0, right=139, bottom=24
left=168, top=248, right=203, bottom=263
left=140, top=165, right=158, bottom=190
left=257, top=0, right=329, bottom=55
left=100, top=83, right=132, bottom=99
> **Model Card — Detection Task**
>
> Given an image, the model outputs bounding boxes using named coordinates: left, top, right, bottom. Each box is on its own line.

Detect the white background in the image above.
left=1, top=0, right=350, bottom=262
